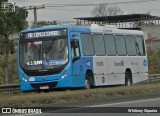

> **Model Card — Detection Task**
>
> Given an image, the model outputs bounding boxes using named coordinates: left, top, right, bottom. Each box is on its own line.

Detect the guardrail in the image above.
left=148, top=74, right=160, bottom=79
left=0, top=84, right=20, bottom=96
left=0, top=74, right=160, bottom=96
left=148, top=74, right=160, bottom=83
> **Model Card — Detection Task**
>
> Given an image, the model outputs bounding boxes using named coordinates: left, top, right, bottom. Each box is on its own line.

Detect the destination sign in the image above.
left=28, top=31, right=60, bottom=38
left=21, top=29, right=67, bottom=39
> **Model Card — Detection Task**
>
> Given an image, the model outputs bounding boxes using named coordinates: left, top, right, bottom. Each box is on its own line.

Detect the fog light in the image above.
left=22, top=77, right=27, bottom=82
left=61, top=69, right=69, bottom=79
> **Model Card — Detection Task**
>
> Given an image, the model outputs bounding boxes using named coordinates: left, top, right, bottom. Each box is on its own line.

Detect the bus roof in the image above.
left=21, top=24, right=144, bottom=35
left=90, top=24, right=144, bottom=35
left=20, top=25, right=90, bottom=33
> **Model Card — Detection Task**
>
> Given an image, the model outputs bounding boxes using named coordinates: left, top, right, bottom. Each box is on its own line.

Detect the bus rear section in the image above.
left=79, top=24, right=148, bottom=87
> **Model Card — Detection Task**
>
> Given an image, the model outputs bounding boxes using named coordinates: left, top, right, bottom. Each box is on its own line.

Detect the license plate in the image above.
left=40, top=86, right=49, bottom=90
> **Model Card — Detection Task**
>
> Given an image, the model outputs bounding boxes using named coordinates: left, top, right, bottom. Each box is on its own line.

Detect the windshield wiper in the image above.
left=39, top=69, right=48, bottom=72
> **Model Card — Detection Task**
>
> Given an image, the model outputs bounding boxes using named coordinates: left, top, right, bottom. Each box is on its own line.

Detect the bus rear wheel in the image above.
left=125, top=71, right=132, bottom=86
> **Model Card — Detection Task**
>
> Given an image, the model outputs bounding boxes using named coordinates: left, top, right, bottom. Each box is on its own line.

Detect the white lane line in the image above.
left=89, top=97, right=160, bottom=107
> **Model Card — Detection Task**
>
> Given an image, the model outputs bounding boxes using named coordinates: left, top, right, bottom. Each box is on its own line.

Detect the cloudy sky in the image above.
left=8, top=0, right=160, bottom=23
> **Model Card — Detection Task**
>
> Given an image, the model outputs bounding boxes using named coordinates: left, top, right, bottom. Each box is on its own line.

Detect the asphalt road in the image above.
left=5, top=97, right=160, bottom=116
left=16, top=93, right=160, bottom=116
left=48, top=97, right=160, bottom=113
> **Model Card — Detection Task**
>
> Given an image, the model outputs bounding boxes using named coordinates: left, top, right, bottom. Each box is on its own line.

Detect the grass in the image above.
left=0, top=79, right=160, bottom=107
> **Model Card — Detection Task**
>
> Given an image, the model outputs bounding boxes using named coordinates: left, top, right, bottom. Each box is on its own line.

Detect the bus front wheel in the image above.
left=84, top=72, right=93, bottom=89
left=85, top=78, right=91, bottom=89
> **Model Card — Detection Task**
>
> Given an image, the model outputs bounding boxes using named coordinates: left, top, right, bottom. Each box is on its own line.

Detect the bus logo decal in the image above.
left=143, top=60, right=147, bottom=66
left=114, top=60, right=124, bottom=66
left=131, top=61, right=138, bottom=65
left=86, top=61, right=91, bottom=67
left=96, top=61, right=104, bottom=66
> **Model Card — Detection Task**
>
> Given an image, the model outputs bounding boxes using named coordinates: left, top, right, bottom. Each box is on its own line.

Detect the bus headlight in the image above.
left=29, top=77, right=35, bottom=82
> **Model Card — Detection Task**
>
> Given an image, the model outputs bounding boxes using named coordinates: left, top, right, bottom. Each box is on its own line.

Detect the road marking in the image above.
left=89, top=97, right=160, bottom=107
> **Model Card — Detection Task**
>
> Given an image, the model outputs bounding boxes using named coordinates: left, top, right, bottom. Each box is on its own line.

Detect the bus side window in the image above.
left=71, top=40, right=80, bottom=62
left=135, top=36, right=145, bottom=56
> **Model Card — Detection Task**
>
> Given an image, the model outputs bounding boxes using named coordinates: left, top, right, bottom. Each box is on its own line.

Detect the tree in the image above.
left=0, top=0, right=27, bottom=84
left=92, top=3, right=123, bottom=17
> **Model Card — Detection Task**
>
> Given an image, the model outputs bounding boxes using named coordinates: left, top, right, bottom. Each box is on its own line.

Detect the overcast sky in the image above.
left=8, top=0, right=160, bottom=23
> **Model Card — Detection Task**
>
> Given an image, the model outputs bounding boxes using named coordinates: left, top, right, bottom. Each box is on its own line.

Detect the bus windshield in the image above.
left=20, top=38, right=68, bottom=70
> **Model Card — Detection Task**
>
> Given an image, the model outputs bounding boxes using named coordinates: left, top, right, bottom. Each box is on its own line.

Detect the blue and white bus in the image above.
left=18, top=24, right=148, bottom=91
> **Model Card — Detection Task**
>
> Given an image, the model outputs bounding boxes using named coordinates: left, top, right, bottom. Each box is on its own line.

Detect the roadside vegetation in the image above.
left=0, top=48, right=18, bottom=85
left=147, top=48, right=160, bottom=74
left=0, top=0, right=27, bottom=85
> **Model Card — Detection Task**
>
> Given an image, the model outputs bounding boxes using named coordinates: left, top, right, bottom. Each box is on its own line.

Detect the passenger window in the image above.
left=92, top=34, right=106, bottom=56
left=104, top=35, right=116, bottom=56
left=135, top=36, right=146, bottom=56
left=115, top=35, right=127, bottom=56
left=125, top=35, right=137, bottom=56
left=81, top=34, right=94, bottom=56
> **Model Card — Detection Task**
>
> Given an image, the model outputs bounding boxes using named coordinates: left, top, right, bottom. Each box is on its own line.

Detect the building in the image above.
left=74, top=14, right=160, bottom=50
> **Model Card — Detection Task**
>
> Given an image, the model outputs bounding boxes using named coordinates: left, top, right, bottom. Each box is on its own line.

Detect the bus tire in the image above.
left=85, top=72, right=93, bottom=89
left=85, top=78, right=91, bottom=89
left=125, top=70, right=132, bottom=86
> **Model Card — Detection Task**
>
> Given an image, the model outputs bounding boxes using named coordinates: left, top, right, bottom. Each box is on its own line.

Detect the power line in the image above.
left=45, top=8, right=86, bottom=11
left=44, top=0, right=158, bottom=7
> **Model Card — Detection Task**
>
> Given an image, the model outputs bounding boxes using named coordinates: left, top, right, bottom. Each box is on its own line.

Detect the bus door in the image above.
left=70, top=34, right=84, bottom=87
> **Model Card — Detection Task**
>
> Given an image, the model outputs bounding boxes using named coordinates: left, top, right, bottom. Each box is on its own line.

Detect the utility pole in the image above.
left=23, top=5, right=45, bottom=28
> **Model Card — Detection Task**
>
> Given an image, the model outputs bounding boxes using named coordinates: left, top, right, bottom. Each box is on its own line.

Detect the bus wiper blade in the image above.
left=39, top=69, right=48, bottom=72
